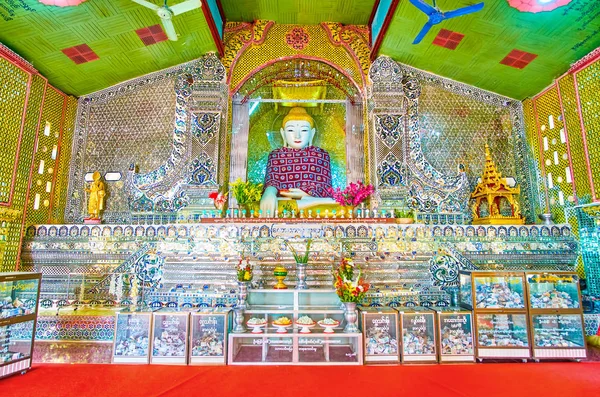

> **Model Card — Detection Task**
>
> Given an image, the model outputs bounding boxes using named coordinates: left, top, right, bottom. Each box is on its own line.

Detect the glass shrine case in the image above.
left=433, top=308, right=474, bottom=363
left=460, top=271, right=531, bottom=360
left=359, top=307, right=399, bottom=363
left=525, top=272, right=586, bottom=360
left=228, top=289, right=362, bottom=365
left=0, top=272, right=41, bottom=378
left=397, top=307, right=438, bottom=363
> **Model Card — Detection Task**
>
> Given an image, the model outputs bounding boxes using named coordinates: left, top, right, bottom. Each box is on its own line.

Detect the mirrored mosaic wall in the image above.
left=66, top=54, right=228, bottom=223
left=0, top=45, right=74, bottom=271
left=369, top=57, right=536, bottom=221
left=524, top=49, right=600, bottom=282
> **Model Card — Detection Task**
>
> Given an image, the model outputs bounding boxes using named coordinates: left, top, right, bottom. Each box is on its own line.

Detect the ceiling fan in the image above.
left=409, top=0, right=484, bottom=44
left=131, top=0, right=202, bottom=41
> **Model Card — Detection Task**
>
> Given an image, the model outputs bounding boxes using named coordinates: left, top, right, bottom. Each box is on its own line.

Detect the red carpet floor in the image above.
left=2, top=363, right=600, bottom=397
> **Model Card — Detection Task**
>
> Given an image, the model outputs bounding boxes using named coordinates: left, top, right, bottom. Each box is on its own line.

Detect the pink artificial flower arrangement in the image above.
left=328, top=181, right=374, bottom=207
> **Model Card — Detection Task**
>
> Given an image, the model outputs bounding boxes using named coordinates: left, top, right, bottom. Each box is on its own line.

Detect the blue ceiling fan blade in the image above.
left=443, top=2, right=484, bottom=20
left=413, top=21, right=433, bottom=44
left=409, top=0, right=437, bottom=16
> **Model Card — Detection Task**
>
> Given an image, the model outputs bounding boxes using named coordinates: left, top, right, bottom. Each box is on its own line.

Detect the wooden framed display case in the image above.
left=433, top=308, right=475, bottom=363
left=460, top=270, right=531, bottom=360
left=397, top=307, right=438, bottom=363
left=150, top=310, right=190, bottom=365
left=0, top=272, right=41, bottom=378
left=112, top=310, right=153, bottom=364
left=525, top=272, right=586, bottom=360
left=189, top=308, right=231, bottom=365
left=359, top=307, right=399, bottom=363
left=228, top=289, right=362, bottom=365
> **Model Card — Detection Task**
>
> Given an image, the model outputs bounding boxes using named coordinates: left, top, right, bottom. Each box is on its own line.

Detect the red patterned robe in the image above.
left=264, top=146, right=333, bottom=198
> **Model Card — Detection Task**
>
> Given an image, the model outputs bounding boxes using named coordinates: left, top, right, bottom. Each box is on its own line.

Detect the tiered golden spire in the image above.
left=470, top=144, right=524, bottom=225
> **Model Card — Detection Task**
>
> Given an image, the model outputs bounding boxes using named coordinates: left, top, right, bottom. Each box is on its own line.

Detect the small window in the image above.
left=51, top=145, right=58, bottom=160
left=46, top=181, right=52, bottom=193
left=548, top=115, right=554, bottom=129
left=44, top=121, right=51, bottom=136
left=33, top=193, right=40, bottom=210
left=104, top=172, right=122, bottom=181
left=38, top=160, right=45, bottom=174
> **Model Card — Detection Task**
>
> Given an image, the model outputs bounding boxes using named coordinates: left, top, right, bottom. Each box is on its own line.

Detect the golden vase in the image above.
left=273, top=266, right=288, bottom=289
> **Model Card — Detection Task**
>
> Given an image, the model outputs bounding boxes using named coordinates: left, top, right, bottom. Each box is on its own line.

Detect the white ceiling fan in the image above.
left=131, top=0, right=202, bottom=41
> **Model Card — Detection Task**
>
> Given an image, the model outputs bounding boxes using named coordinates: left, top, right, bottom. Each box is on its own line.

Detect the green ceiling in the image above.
left=1, top=0, right=599, bottom=99
left=0, top=0, right=216, bottom=96
left=221, top=0, right=376, bottom=25
left=379, top=0, right=600, bottom=100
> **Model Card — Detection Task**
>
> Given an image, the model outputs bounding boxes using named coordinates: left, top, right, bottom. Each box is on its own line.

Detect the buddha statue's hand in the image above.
left=260, top=186, right=279, bottom=217
left=279, top=188, right=309, bottom=200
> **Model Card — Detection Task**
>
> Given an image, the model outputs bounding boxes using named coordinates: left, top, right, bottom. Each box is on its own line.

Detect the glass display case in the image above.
left=526, top=272, right=586, bottom=360
left=434, top=308, right=474, bottom=363
left=0, top=272, right=41, bottom=378
left=228, top=332, right=362, bottom=365
left=189, top=308, right=231, bottom=365
left=397, top=307, right=437, bottom=363
left=229, top=289, right=361, bottom=365
left=461, top=270, right=528, bottom=310
left=245, top=289, right=345, bottom=330
left=359, top=307, right=399, bottom=363
left=526, top=272, right=580, bottom=310
left=459, top=273, right=472, bottom=310
left=150, top=310, right=190, bottom=364
left=475, top=313, right=530, bottom=358
left=461, top=271, right=531, bottom=360
left=112, top=311, right=153, bottom=364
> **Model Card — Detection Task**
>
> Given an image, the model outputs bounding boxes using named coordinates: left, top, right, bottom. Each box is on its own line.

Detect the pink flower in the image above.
left=328, top=181, right=374, bottom=207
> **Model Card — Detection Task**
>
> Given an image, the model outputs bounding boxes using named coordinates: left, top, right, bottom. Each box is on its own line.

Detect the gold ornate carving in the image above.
left=321, top=23, right=371, bottom=84
left=227, top=23, right=366, bottom=93
left=470, top=144, right=524, bottom=225
left=222, top=20, right=274, bottom=82
left=0, top=207, right=21, bottom=222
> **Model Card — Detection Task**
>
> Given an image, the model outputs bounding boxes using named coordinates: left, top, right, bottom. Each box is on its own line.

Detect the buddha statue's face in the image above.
left=281, top=120, right=315, bottom=150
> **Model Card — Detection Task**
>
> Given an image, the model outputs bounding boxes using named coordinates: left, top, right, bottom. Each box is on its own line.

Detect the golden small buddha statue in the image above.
left=85, top=171, right=106, bottom=220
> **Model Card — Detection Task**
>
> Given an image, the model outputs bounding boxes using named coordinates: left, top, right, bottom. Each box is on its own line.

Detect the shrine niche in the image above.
left=226, top=22, right=370, bottom=203
left=470, top=144, right=524, bottom=225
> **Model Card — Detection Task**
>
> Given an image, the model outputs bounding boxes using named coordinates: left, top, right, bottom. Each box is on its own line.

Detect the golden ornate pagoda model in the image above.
left=470, top=144, right=524, bottom=225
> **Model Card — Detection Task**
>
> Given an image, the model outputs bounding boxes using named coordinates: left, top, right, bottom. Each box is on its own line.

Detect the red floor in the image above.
left=2, top=362, right=600, bottom=397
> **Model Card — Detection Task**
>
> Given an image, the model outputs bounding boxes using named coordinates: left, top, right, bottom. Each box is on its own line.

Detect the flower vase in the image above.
left=233, top=281, right=250, bottom=333
left=273, top=266, right=288, bottom=289
left=296, top=261, right=308, bottom=289
left=342, top=301, right=359, bottom=333
left=241, top=203, right=258, bottom=218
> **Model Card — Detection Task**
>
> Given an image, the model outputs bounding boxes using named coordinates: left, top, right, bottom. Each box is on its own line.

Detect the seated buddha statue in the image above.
left=260, top=107, right=338, bottom=216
